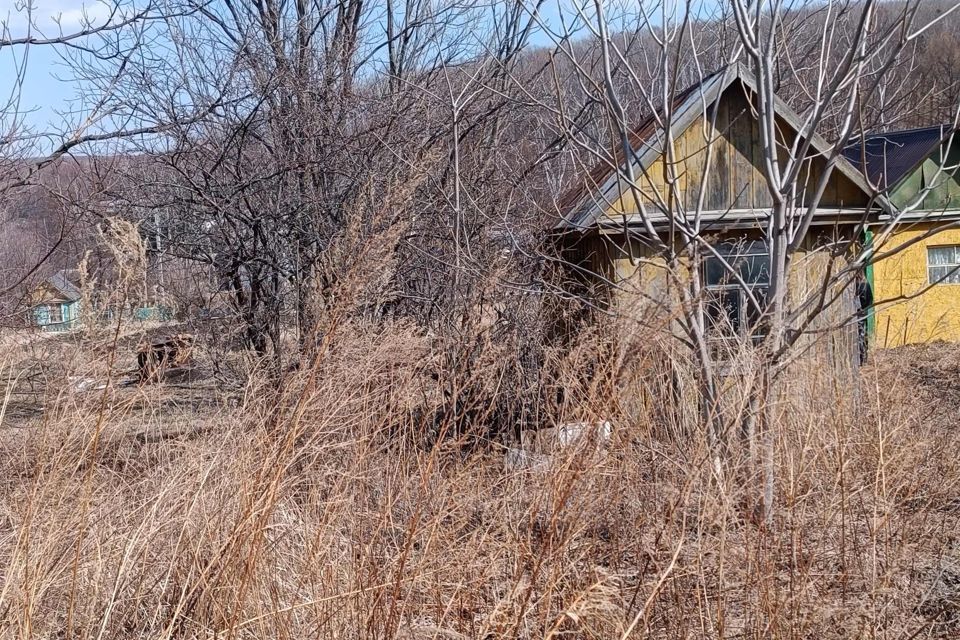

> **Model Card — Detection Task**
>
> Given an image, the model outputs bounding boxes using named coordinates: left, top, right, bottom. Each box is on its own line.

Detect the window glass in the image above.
left=706, top=288, right=742, bottom=331
left=928, top=246, right=960, bottom=284
left=703, top=240, right=770, bottom=343
left=739, top=254, right=770, bottom=285
left=707, top=241, right=770, bottom=286
left=705, top=256, right=728, bottom=286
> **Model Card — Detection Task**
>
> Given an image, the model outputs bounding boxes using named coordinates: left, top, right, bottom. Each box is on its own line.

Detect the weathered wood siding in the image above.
left=582, top=231, right=859, bottom=373
left=602, top=84, right=869, bottom=216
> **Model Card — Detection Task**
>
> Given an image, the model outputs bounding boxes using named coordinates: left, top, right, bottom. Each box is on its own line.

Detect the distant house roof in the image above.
left=556, top=63, right=883, bottom=231
left=842, top=125, right=953, bottom=191
left=41, top=271, right=81, bottom=303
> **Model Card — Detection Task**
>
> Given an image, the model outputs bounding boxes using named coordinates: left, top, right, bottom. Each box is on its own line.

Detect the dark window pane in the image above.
left=705, top=240, right=770, bottom=346
left=706, top=289, right=742, bottom=334
left=740, top=255, right=770, bottom=285
left=744, top=287, right=769, bottom=337
left=705, top=257, right=727, bottom=286
left=706, top=255, right=769, bottom=286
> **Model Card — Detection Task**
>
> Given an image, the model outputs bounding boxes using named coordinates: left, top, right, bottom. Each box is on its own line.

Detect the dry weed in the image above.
left=0, top=323, right=958, bottom=639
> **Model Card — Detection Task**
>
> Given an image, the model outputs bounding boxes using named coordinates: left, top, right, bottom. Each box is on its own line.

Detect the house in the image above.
left=556, top=65, right=883, bottom=367
left=843, top=126, right=960, bottom=347
left=29, top=271, right=82, bottom=331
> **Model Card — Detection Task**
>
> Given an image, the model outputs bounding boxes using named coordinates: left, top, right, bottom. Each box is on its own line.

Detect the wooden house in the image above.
left=843, top=126, right=960, bottom=347
left=29, top=271, right=82, bottom=332
left=556, top=65, right=883, bottom=367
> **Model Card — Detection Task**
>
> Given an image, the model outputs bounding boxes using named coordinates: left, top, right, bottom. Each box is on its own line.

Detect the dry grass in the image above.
left=1, top=323, right=959, bottom=639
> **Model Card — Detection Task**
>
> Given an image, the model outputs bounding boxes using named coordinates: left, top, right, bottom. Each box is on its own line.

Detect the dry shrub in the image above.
left=1, top=320, right=960, bottom=639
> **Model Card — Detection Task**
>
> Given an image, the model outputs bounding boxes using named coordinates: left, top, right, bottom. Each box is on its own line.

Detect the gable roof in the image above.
left=842, top=124, right=953, bottom=192
left=554, top=70, right=723, bottom=223
left=556, top=63, right=883, bottom=231
left=39, top=270, right=81, bottom=303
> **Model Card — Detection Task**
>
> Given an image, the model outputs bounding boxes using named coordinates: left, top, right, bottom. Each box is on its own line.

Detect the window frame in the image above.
left=703, top=240, right=771, bottom=346
left=47, top=304, right=63, bottom=324
left=927, top=245, right=960, bottom=286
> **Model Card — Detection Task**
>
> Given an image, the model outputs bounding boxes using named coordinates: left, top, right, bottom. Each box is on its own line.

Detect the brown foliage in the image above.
left=1, top=320, right=960, bottom=638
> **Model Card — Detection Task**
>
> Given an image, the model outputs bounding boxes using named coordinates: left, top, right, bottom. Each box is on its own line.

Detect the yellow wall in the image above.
left=873, top=224, right=960, bottom=347
left=587, top=232, right=857, bottom=364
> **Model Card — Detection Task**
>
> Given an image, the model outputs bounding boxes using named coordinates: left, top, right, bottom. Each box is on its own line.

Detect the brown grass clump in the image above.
left=1, top=322, right=959, bottom=639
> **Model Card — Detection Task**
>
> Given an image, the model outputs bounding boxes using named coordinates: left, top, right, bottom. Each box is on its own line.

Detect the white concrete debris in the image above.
left=70, top=377, right=107, bottom=392
left=503, top=420, right=612, bottom=472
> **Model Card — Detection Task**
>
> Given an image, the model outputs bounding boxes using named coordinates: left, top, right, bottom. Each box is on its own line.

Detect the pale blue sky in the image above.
left=0, top=0, right=114, bottom=134
left=0, top=0, right=718, bottom=141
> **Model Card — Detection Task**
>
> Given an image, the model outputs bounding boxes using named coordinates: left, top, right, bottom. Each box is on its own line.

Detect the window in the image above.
left=704, top=240, right=769, bottom=345
left=928, top=246, right=960, bottom=285
left=47, top=304, right=63, bottom=324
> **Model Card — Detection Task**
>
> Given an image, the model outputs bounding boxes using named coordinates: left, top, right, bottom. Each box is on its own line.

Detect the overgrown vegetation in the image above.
left=2, top=0, right=960, bottom=637
left=2, top=318, right=960, bottom=638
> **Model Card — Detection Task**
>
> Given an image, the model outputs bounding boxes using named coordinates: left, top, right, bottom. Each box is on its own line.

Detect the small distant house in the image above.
left=29, top=271, right=82, bottom=332
left=843, top=126, right=960, bottom=347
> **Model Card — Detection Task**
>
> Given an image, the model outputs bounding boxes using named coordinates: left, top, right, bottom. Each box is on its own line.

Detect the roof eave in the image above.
left=560, top=67, right=735, bottom=230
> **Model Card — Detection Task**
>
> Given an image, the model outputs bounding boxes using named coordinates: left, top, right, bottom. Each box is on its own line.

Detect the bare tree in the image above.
left=0, top=0, right=215, bottom=314
left=537, top=0, right=960, bottom=521
left=91, top=1, right=552, bottom=369
left=39, top=0, right=960, bottom=479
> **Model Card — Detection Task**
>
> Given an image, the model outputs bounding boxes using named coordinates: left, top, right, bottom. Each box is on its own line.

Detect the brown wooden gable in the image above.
left=557, top=65, right=883, bottom=231
left=29, top=282, right=70, bottom=306
left=602, top=83, right=871, bottom=217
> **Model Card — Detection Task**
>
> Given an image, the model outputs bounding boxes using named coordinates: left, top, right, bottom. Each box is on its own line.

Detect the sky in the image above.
left=0, top=0, right=712, bottom=143
left=0, top=0, right=118, bottom=137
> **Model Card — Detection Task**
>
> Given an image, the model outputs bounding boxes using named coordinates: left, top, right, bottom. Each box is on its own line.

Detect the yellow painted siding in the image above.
left=598, top=233, right=856, bottom=367
left=873, top=224, right=960, bottom=347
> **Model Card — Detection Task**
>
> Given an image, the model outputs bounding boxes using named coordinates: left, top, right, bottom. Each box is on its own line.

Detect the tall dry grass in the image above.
left=1, top=318, right=959, bottom=639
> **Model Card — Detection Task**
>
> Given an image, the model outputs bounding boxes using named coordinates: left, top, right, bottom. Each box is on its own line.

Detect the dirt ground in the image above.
left=0, top=322, right=234, bottom=433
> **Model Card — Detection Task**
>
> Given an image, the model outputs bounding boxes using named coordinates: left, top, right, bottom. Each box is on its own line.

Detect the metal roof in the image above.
left=843, top=125, right=951, bottom=191
left=43, top=271, right=82, bottom=302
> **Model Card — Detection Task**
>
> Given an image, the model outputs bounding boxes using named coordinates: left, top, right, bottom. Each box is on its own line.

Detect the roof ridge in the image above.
left=856, top=123, right=952, bottom=139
